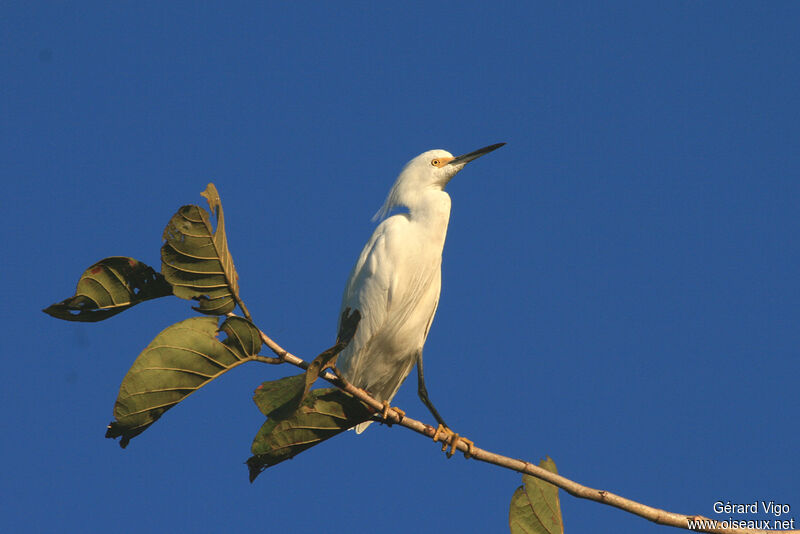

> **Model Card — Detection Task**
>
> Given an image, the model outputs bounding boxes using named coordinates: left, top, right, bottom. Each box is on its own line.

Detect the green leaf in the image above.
left=509, top=457, right=564, bottom=534
left=106, top=315, right=263, bottom=447
left=161, top=183, right=242, bottom=315
left=253, top=373, right=306, bottom=419
left=247, top=387, right=372, bottom=481
left=43, top=257, right=172, bottom=322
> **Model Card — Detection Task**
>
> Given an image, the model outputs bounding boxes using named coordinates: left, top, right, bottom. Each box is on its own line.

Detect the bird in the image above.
left=335, top=142, right=505, bottom=449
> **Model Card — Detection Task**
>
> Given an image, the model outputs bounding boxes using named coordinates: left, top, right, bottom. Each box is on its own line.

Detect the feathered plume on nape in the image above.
left=371, top=159, right=414, bottom=222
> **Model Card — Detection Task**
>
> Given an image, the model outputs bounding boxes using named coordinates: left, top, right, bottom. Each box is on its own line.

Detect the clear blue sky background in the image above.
left=3, top=2, right=798, bottom=533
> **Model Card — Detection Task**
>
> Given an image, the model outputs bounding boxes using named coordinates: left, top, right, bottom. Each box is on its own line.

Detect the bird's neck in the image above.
left=407, top=190, right=451, bottom=233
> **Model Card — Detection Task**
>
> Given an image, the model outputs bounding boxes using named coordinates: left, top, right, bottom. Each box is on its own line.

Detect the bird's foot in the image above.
left=432, top=424, right=475, bottom=459
left=379, top=401, right=406, bottom=426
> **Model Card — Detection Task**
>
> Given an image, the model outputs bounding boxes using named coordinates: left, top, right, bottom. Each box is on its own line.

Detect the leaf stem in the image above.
left=235, top=296, right=253, bottom=322
left=253, top=355, right=282, bottom=365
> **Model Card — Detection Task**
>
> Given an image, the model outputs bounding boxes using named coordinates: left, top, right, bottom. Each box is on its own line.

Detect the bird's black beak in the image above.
left=448, top=142, right=506, bottom=166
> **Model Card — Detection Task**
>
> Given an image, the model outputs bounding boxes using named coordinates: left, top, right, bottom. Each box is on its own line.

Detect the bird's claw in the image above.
left=432, top=424, right=475, bottom=459
left=379, top=401, right=405, bottom=426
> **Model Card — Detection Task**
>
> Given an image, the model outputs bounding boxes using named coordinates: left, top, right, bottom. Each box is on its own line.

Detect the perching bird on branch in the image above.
left=336, top=143, right=505, bottom=450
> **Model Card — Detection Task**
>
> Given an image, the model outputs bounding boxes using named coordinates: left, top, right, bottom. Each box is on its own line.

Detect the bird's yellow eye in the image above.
left=431, top=159, right=440, bottom=166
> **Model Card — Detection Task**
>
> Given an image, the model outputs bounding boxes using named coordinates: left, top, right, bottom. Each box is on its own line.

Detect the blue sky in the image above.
left=3, top=2, right=798, bottom=533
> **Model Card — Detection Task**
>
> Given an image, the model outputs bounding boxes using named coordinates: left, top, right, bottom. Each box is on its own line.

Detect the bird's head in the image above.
left=374, top=143, right=505, bottom=220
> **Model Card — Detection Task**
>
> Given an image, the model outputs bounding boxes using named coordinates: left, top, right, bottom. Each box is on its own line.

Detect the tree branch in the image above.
left=253, top=324, right=797, bottom=534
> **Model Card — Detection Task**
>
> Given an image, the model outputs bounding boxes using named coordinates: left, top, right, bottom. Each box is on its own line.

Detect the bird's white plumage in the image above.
left=336, top=145, right=503, bottom=433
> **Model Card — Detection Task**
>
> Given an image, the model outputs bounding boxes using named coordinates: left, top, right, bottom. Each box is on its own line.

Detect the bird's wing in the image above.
left=422, top=270, right=441, bottom=341
left=336, top=215, right=409, bottom=385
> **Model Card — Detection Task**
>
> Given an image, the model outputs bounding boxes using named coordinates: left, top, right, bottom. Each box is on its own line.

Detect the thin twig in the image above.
left=253, top=325, right=797, bottom=534
left=235, top=296, right=253, bottom=323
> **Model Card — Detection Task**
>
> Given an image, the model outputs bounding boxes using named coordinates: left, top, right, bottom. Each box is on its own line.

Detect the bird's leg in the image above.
left=416, top=352, right=448, bottom=428
left=417, top=353, right=474, bottom=459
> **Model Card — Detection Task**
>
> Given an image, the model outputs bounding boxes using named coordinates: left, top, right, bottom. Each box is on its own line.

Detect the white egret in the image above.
left=336, top=143, right=505, bottom=449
